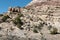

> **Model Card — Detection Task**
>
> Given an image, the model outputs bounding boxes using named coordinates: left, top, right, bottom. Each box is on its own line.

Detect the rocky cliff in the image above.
left=0, top=0, right=60, bottom=40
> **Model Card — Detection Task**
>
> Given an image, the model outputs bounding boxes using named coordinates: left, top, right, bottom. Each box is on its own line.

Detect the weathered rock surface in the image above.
left=0, top=0, right=60, bottom=40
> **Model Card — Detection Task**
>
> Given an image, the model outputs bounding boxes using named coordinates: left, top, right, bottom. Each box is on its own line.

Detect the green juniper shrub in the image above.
left=50, top=27, right=58, bottom=34
left=33, top=22, right=44, bottom=32
left=48, top=25, right=52, bottom=30
left=13, top=20, right=17, bottom=25
left=33, top=28, right=38, bottom=33
left=37, top=22, right=44, bottom=30
left=0, top=14, right=3, bottom=16
left=13, top=16, right=23, bottom=29
left=2, top=15, right=10, bottom=22
left=13, top=16, right=23, bottom=25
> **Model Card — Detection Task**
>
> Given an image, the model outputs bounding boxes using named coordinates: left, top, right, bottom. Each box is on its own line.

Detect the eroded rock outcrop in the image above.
left=0, top=0, right=60, bottom=40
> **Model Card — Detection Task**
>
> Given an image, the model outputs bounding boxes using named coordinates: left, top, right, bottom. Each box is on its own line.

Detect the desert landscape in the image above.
left=0, top=0, right=60, bottom=40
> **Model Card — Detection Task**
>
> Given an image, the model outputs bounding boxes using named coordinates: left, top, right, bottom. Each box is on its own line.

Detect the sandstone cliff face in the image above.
left=0, top=0, right=60, bottom=40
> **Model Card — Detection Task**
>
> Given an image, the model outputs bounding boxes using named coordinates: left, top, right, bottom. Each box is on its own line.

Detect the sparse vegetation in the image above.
left=0, top=14, right=3, bottom=16
left=50, top=27, right=58, bottom=34
left=0, top=27, right=2, bottom=30
left=19, top=27, right=24, bottom=30
left=13, top=16, right=23, bottom=24
left=30, top=18, right=33, bottom=21
left=33, top=28, right=38, bottom=33
left=13, top=15, right=23, bottom=29
left=48, top=11, right=54, bottom=13
left=2, top=15, right=10, bottom=22
left=33, top=22, right=44, bottom=33
left=56, top=6, right=60, bottom=8
left=41, top=36, right=46, bottom=40
left=48, top=25, right=52, bottom=30
left=37, top=22, right=44, bottom=31
left=39, top=18, right=43, bottom=21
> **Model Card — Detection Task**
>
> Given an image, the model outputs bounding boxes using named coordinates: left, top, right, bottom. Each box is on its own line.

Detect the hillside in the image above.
left=0, top=0, right=60, bottom=40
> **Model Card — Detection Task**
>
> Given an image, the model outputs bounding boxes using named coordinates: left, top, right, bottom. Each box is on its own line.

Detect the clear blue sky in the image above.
left=0, top=0, right=32, bottom=13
